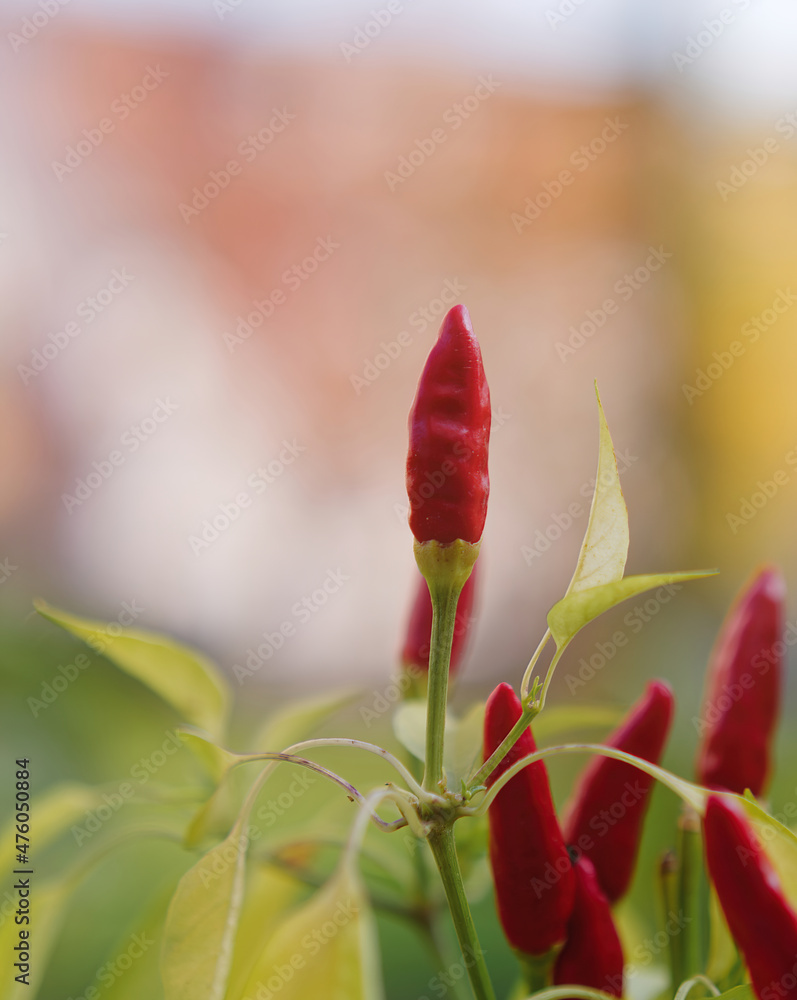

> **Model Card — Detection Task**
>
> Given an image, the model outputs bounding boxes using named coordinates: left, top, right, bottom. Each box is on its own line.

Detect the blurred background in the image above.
left=2, top=0, right=797, bottom=996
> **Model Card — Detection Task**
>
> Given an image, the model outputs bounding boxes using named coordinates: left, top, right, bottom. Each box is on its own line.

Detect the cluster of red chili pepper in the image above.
left=402, top=304, right=793, bottom=999
left=482, top=678, right=670, bottom=990
left=697, top=568, right=796, bottom=1000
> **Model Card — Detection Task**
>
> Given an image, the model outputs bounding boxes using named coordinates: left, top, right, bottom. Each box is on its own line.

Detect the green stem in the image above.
left=469, top=704, right=538, bottom=789
left=466, top=744, right=705, bottom=817
left=660, top=850, right=683, bottom=987
left=419, top=911, right=470, bottom=1000
left=518, top=952, right=556, bottom=994
left=520, top=627, right=552, bottom=700
left=536, top=645, right=567, bottom=715
left=428, top=825, right=496, bottom=1000
left=522, top=989, right=622, bottom=1000
left=677, top=809, right=707, bottom=979
left=674, top=976, right=721, bottom=1000
left=423, top=579, right=462, bottom=792
left=408, top=755, right=431, bottom=898
left=407, top=752, right=468, bottom=1000
left=470, top=633, right=567, bottom=790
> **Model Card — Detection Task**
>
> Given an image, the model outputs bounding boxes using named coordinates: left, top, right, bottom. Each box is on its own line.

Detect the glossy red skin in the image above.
left=406, top=304, right=491, bottom=544
left=563, top=680, right=674, bottom=903
left=696, top=567, right=784, bottom=798
left=484, top=683, right=575, bottom=955
left=401, top=562, right=478, bottom=677
left=704, top=796, right=797, bottom=1000
left=553, top=856, right=624, bottom=998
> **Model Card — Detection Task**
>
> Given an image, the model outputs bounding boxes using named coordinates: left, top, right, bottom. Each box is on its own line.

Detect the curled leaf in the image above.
left=565, top=385, right=629, bottom=596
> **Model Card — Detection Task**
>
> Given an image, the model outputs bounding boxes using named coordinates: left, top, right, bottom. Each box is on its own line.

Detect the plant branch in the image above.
left=241, top=737, right=429, bottom=801
left=468, top=702, right=538, bottom=789
left=464, top=744, right=705, bottom=816
left=423, top=578, right=463, bottom=792
left=673, top=975, right=721, bottom=1000
left=520, top=627, right=552, bottom=700
left=520, top=988, right=623, bottom=1000
left=427, top=824, right=496, bottom=1000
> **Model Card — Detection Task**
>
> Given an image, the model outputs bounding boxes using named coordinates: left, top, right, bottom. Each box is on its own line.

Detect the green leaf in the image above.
left=445, top=702, right=486, bottom=782
left=547, top=571, right=716, bottom=652
left=714, top=989, right=755, bottom=1000
left=160, top=819, right=250, bottom=1000
left=0, top=878, right=75, bottom=1000
left=178, top=727, right=238, bottom=782
left=235, top=864, right=384, bottom=1000
left=706, top=885, right=739, bottom=985
left=162, top=725, right=355, bottom=999
left=218, top=865, right=302, bottom=1000
left=94, top=893, right=172, bottom=1000
left=392, top=700, right=426, bottom=763
left=253, top=688, right=360, bottom=754
left=0, top=783, right=100, bottom=875
left=182, top=690, right=358, bottom=850
left=736, top=795, right=797, bottom=914
left=565, top=385, right=629, bottom=596
left=175, top=729, right=239, bottom=848
left=531, top=704, right=625, bottom=743
left=613, top=899, right=669, bottom=1000
left=36, top=600, right=229, bottom=737
left=183, top=783, right=240, bottom=852
left=393, top=701, right=485, bottom=782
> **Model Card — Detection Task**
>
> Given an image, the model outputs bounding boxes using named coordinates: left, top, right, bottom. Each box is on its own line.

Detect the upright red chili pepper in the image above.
left=553, top=856, right=624, bottom=999
left=695, top=566, right=784, bottom=798
left=484, top=682, right=575, bottom=956
left=704, top=795, right=797, bottom=1000
left=406, top=304, right=491, bottom=546
left=401, top=563, right=479, bottom=677
left=563, top=680, right=674, bottom=903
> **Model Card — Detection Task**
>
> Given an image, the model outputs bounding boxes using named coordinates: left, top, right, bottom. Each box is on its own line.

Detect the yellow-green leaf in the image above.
left=183, top=782, right=240, bottom=851
left=531, top=704, right=625, bottom=744
left=94, top=895, right=170, bottom=1000
left=736, top=795, right=797, bottom=914
left=224, top=865, right=304, bottom=1000
left=235, top=864, right=384, bottom=1000
left=445, top=702, right=486, bottom=782
left=548, top=571, right=716, bottom=652
left=393, top=701, right=485, bottom=781
left=0, top=878, right=75, bottom=1000
left=675, top=787, right=797, bottom=918
left=176, top=729, right=240, bottom=848
left=36, top=600, right=229, bottom=737
left=392, top=701, right=427, bottom=763
left=565, top=385, right=629, bottom=596
left=178, top=727, right=237, bottom=782
left=715, top=989, right=755, bottom=1000
left=182, top=690, right=359, bottom=850
left=706, top=884, right=739, bottom=984
left=254, top=688, right=360, bottom=754
left=0, top=783, right=100, bottom=876
left=160, top=820, right=249, bottom=1000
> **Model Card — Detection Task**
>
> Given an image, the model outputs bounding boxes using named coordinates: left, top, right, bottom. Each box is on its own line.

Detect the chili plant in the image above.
left=12, top=304, right=797, bottom=1000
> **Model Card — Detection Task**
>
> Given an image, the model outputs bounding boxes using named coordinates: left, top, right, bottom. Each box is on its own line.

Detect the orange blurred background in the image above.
left=2, top=0, right=797, bottom=706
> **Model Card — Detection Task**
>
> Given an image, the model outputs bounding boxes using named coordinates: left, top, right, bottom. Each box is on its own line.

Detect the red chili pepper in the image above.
left=704, top=795, right=797, bottom=1000
left=553, top=856, right=624, bottom=998
left=695, top=566, right=784, bottom=797
left=484, top=682, right=575, bottom=955
left=563, top=680, right=674, bottom=903
left=401, top=562, right=478, bottom=677
left=406, top=304, right=491, bottom=545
